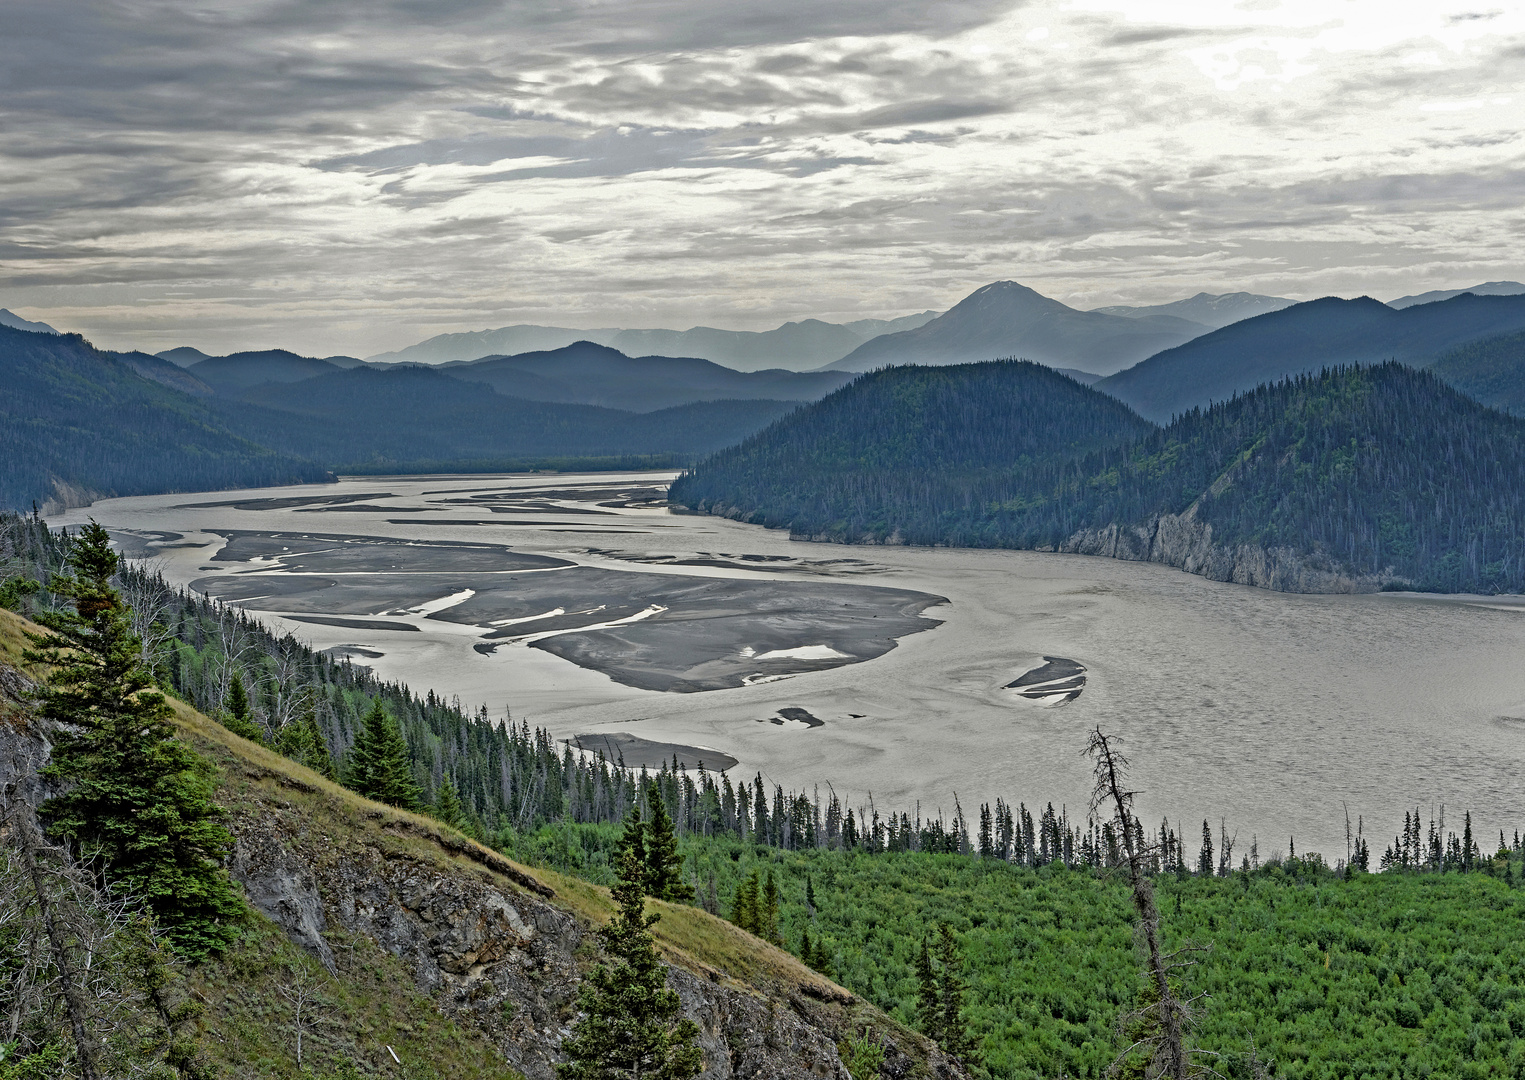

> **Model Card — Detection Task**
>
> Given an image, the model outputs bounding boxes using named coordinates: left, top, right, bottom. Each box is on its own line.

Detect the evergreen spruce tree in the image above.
left=617, top=803, right=648, bottom=882
left=1198, top=820, right=1214, bottom=877
left=24, top=522, right=242, bottom=959
left=644, top=786, right=688, bottom=902
left=730, top=870, right=760, bottom=935
left=557, top=850, right=703, bottom=1080
left=761, top=870, right=782, bottom=945
left=433, top=772, right=467, bottom=831
left=345, top=701, right=421, bottom=810
left=280, top=711, right=335, bottom=780
left=934, top=923, right=979, bottom=1065
left=915, top=937, right=942, bottom=1042
left=799, top=926, right=813, bottom=967
left=222, top=671, right=264, bottom=743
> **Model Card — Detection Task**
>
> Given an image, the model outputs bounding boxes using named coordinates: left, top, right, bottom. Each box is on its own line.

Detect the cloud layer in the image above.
left=2, top=0, right=1523, bottom=355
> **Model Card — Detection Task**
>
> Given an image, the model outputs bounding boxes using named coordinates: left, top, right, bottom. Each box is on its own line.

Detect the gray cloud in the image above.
left=1, top=0, right=1523, bottom=356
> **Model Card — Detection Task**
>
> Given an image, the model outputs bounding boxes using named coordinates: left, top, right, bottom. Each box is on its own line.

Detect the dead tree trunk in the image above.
left=5, top=787, right=102, bottom=1080
left=1085, top=728, right=1189, bottom=1080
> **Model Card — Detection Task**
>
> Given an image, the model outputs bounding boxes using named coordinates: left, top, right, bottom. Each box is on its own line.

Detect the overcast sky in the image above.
left=2, top=0, right=1523, bottom=356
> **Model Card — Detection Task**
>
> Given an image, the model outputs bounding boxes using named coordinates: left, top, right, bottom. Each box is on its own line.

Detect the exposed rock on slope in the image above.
left=0, top=617, right=964, bottom=1080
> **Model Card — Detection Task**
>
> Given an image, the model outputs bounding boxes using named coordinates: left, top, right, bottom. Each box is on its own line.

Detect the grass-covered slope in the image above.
left=0, top=608, right=901, bottom=1080
left=670, top=360, right=1153, bottom=544
left=1428, top=329, right=1525, bottom=416
left=672, top=362, right=1525, bottom=592
left=0, top=325, right=329, bottom=511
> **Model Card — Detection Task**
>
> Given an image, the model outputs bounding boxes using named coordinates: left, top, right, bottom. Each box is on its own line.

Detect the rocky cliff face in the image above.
left=225, top=778, right=876, bottom=1080
left=703, top=501, right=1393, bottom=594
left=1055, top=503, right=1396, bottom=594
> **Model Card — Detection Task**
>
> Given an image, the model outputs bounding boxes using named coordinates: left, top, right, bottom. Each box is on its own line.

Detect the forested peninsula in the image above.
left=670, top=361, right=1525, bottom=594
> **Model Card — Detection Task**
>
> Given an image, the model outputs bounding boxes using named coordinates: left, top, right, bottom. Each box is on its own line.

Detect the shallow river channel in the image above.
left=59, top=472, right=1525, bottom=860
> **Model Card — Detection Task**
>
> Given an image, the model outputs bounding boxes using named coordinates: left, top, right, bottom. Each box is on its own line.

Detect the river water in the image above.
left=57, top=472, right=1525, bottom=861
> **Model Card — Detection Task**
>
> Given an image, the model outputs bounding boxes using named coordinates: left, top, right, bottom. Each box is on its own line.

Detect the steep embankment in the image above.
left=672, top=362, right=1525, bottom=594
left=0, top=608, right=959, bottom=1080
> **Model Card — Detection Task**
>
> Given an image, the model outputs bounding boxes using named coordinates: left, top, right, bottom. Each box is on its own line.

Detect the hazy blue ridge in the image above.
left=670, top=360, right=1525, bottom=593
left=1097, top=292, right=1525, bottom=423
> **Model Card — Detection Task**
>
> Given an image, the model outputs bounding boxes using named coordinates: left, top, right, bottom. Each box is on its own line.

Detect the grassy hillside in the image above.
left=1428, top=329, right=1525, bottom=416
left=0, top=325, right=329, bottom=511
left=0, top=608, right=907, bottom=1080
left=672, top=362, right=1525, bottom=593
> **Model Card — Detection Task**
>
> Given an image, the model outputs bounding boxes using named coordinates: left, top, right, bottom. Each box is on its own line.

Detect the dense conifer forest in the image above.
left=1428, top=328, right=1525, bottom=416
left=0, top=325, right=328, bottom=512
left=7, top=512, right=1524, bottom=1078
left=671, top=362, right=1525, bottom=593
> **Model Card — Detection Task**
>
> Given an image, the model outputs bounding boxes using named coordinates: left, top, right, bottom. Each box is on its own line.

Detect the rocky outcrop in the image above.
left=223, top=781, right=957, bottom=1080
left=0, top=656, right=965, bottom=1080
left=1055, top=502, right=1398, bottom=594
left=700, top=497, right=1398, bottom=594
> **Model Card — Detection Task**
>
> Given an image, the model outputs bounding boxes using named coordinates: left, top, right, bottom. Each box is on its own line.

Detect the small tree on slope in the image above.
left=643, top=787, right=688, bottom=902
left=557, top=850, right=703, bottom=1080
left=345, top=700, right=421, bottom=810
left=24, top=521, right=241, bottom=959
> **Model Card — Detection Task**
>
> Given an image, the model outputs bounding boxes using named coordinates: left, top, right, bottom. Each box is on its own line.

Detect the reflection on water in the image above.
left=60, top=472, right=1525, bottom=860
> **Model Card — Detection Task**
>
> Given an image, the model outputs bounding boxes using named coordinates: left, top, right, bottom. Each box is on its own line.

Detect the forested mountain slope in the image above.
left=0, top=326, right=802, bottom=510
left=1098, top=292, right=1525, bottom=422
left=215, top=365, right=801, bottom=463
left=671, top=360, right=1152, bottom=543
left=0, top=325, right=328, bottom=512
left=672, top=362, right=1525, bottom=593
left=1428, top=329, right=1525, bottom=416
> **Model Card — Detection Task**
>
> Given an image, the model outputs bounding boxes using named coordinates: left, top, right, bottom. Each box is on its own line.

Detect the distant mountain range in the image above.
left=150, top=341, right=850, bottom=414
left=672, top=360, right=1525, bottom=594
left=364, top=311, right=940, bottom=371
left=1096, top=292, right=1525, bottom=422
left=1388, top=281, right=1525, bottom=309
left=0, top=308, right=58, bottom=335
left=823, top=282, right=1213, bottom=376
left=1089, top=291, right=1295, bottom=328
left=0, top=326, right=812, bottom=511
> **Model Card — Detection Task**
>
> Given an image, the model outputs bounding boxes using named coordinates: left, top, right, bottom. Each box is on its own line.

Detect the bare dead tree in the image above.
left=1085, top=728, right=1214, bottom=1080
left=263, top=637, right=318, bottom=744
left=3, top=785, right=104, bottom=1080
left=208, top=605, right=257, bottom=717
left=276, top=962, right=336, bottom=1067
left=117, top=561, right=176, bottom=678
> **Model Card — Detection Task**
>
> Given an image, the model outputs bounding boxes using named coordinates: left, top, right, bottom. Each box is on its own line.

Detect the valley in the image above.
left=61, top=472, right=1525, bottom=864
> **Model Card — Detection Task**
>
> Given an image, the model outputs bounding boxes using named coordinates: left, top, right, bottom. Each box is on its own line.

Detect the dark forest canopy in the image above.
left=671, top=361, right=1525, bottom=594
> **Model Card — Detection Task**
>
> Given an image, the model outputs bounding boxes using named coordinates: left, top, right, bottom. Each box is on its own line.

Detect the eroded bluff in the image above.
left=225, top=772, right=963, bottom=1080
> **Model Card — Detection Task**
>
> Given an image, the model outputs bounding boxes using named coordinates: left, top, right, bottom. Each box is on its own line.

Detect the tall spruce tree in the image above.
left=643, top=787, right=688, bottom=902
left=557, top=850, right=703, bottom=1080
left=915, top=937, right=942, bottom=1042
left=618, top=803, right=648, bottom=881
left=433, top=772, right=467, bottom=831
left=24, top=522, right=241, bottom=959
left=934, top=923, right=979, bottom=1065
left=345, top=701, right=421, bottom=810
